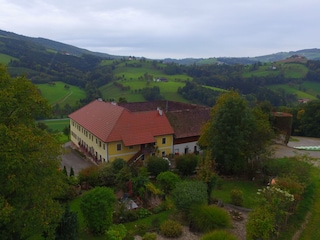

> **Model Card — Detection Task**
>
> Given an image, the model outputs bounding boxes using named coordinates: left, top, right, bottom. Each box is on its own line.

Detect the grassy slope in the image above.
left=243, top=62, right=308, bottom=79
left=0, top=53, right=17, bottom=65
left=36, top=82, right=86, bottom=107
left=100, top=60, right=191, bottom=103
left=267, top=81, right=320, bottom=100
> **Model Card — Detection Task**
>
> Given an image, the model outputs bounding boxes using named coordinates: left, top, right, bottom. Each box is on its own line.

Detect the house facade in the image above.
left=69, top=99, right=174, bottom=163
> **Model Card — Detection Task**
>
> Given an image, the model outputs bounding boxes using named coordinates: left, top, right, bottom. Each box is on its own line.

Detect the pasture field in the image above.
left=202, top=85, right=229, bottom=92
left=38, top=118, right=69, bottom=132
left=36, top=82, right=86, bottom=107
left=243, top=62, right=308, bottom=79
left=100, top=80, right=188, bottom=103
left=267, top=81, right=320, bottom=100
left=0, top=53, right=17, bottom=65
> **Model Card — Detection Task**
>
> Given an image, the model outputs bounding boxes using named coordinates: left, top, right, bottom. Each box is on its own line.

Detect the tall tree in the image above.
left=299, top=100, right=320, bottom=137
left=199, top=91, right=273, bottom=176
left=0, top=65, right=67, bottom=239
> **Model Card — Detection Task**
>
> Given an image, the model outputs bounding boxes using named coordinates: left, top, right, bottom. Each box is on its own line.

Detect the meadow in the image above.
left=36, top=82, right=86, bottom=107
left=267, top=81, right=320, bottom=100
left=243, top=62, right=308, bottom=79
left=0, top=53, right=17, bottom=64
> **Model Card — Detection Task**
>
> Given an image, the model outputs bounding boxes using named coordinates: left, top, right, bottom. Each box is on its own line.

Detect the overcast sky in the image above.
left=0, top=0, right=319, bottom=59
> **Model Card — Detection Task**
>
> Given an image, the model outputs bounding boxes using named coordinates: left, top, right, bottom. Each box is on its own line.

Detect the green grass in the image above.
left=0, top=53, right=17, bottom=64
left=36, top=82, right=86, bottom=107
left=299, top=167, right=320, bottom=239
left=243, top=62, right=308, bottom=79
left=211, top=178, right=261, bottom=208
left=100, top=80, right=188, bottom=103
left=202, top=85, right=229, bottom=92
left=267, top=82, right=318, bottom=100
left=38, top=118, right=69, bottom=132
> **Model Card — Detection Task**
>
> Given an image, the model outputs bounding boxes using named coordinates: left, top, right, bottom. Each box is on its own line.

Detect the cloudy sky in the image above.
left=0, top=0, right=319, bottom=59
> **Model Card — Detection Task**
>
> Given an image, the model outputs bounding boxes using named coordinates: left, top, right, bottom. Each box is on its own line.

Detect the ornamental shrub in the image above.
left=230, top=189, right=243, bottom=206
left=188, top=204, right=231, bottom=233
left=105, top=224, right=127, bottom=240
left=142, top=232, right=157, bottom=240
left=160, top=220, right=182, bottom=238
left=171, top=181, right=208, bottom=211
left=175, top=154, right=198, bottom=176
left=146, top=156, right=169, bottom=176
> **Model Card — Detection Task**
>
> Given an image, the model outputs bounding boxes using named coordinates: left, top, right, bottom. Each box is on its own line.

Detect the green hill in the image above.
left=36, top=82, right=86, bottom=107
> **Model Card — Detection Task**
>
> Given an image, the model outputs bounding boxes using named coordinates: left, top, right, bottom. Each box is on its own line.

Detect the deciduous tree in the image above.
left=0, top=65, right=67, bottom=239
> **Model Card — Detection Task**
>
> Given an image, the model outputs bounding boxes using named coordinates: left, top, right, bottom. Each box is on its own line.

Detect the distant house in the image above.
left=154, top=77, right=168, bottom=82
left=68, top=100, right=210, bottom=164
left=298, top=98, right=311, bottom=104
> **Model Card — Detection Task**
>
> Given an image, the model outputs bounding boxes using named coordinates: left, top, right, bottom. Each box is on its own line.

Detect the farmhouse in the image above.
left=69, top=100, right=210, bottom=164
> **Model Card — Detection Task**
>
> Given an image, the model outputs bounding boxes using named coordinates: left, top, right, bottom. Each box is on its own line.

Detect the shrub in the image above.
left=188, top=204, right=231, bottom=233
left=80, top=187, right=116, bottom=235
left=171, top=181, right=208, bottom=211
left=246, top=207, right=276, bottom=240
left=160, top=220, right=182, bottom=238
left=156, top=171, right=181, bottom=194
left=78, top=165, right=99, bottom=187
left=200, top=230, right=237, bottom=240
left=230, top=189, right=243, bottom=206
left=142, top=232, right=157, bottom=240
left=105, top=224, right=127, bottom=240
left=136, top=208, right=152, bottom=219
left=146, top=156, right=169, bottom=176
left=112, top=158, right=127, bottom=172
left=175, top=154, right=198, bottom=176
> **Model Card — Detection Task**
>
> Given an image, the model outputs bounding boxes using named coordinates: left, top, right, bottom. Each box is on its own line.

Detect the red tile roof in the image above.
left=69, top=100, right=174, bottom=146
left=119, top=101, right=211, bottom=139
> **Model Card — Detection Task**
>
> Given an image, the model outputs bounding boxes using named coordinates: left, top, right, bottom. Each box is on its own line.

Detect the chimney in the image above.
left=157, top=107, right=163, bottom=116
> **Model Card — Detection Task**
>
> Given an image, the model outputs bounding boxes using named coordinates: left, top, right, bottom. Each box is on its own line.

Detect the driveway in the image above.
left=272, top=136, right=320, bottom=166
left=61, top=142, right=95, bottom=175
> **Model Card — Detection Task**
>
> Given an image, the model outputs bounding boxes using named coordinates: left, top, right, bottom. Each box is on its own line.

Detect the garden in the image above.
left=52, top=151, right=315, bottom=240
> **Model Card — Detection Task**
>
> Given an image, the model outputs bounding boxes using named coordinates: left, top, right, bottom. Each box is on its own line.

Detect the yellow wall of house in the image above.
left=107, top=141, right=140, bottom=162
left=70, top=119, right=108, bottom=162
left=154, top=134, right=173, bottom=156
left=70, top=118, right=174, bottom=163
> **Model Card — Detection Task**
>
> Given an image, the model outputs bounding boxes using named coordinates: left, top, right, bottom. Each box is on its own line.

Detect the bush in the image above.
left=146, top=156, right=169, bottom=176
left=160, top=220, right=182, bottom=238
left=171, top=181, right=208, bottom=211
left=78, top=165, right=99, bottom=187
left=156, top=171, right=181, bottom=194
left=105, top=224, right=127, bottom=240
left=112, top=158, right=127, bottom=172
left=142, top=232, right=157, bottom=240
left=188, top=204, right=231, bottom=233
left=200, top=230, right=237, bottom=240
left=136, top=208, right=152, bottom=219
left=175, top=154, right=198, bottom=176
left=80, top=187, right=116, bottom=235
left=246, top=207, right=276, bottom=240
left=230, top=189, right=243, bottom=206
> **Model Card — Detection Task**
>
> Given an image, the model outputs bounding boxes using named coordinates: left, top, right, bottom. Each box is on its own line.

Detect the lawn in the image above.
left=36, top=82, right=86, bottom=107
left=211, top=178, right=261, bottom=208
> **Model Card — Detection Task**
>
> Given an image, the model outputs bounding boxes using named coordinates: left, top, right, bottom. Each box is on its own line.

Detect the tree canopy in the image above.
left=199, top=91, right=274, bottom=176
left=0, top=65, right=67, bottom=239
